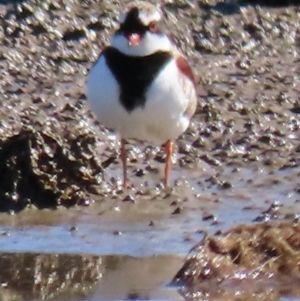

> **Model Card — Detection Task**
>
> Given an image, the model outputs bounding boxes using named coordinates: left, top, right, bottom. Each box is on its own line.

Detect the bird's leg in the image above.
left=164, top=140, right=173, bottom=188
left=121, top=138, right=128, bottom=189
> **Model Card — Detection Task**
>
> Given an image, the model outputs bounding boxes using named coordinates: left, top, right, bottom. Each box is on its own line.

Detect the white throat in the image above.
left=111, top=32, right=172, bottom=57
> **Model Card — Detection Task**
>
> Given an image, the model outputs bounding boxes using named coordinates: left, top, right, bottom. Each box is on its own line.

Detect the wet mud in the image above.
left=1, top=0, right=300, bottom=300
left=173, top=222, right=300, bottom=300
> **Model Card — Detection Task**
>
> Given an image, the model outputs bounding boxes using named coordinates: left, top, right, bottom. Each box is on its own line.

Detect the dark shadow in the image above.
left=0, top=130, right=57, bottom=212
left=198, top=0, right=299, bottom=16
left=0, top=124, right=105, bottom=213
left=239, top=0, right=300, bottom=6
left=199, top=1, right=242, bottom=15
left=0, top=0, right=27, bottom=4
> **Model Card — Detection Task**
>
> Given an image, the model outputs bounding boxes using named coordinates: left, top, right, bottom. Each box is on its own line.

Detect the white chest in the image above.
left=86, top=55, right=191, bottom=144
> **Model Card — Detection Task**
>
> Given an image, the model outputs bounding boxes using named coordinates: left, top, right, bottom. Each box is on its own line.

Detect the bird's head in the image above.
left=111, top=2, right=172, bottom=57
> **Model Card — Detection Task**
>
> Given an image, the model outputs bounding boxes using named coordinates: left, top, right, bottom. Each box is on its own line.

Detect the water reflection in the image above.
left=0, top=253, right=102, bottom=300
left=0, top=252, right=183, bottom=301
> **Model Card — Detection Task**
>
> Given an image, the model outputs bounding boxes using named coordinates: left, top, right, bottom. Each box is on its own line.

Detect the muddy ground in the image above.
left=0, top=0, right=300, bottom=300
left=1, top=0, right=300, bottom=208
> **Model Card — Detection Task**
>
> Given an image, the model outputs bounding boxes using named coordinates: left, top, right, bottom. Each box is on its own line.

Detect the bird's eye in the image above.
left=149, top=22, right=158, bottom=33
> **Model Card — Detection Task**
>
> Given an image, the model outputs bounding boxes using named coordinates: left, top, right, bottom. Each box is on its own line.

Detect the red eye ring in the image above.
left=149, top=22, right=158, bottom=33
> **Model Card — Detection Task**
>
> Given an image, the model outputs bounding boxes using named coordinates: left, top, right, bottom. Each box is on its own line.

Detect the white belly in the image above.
left=86, top=55, right=190, bottom=144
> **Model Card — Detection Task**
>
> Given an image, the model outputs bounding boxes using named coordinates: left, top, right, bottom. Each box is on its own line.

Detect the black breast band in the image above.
left=103, top=47, right=172, bottom=112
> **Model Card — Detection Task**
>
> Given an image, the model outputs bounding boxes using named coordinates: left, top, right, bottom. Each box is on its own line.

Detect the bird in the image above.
left=86, top=1, right=197, bottom=189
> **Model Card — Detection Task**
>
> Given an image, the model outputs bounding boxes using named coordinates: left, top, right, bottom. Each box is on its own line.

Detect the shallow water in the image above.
left=0, top=252, right=183, bottom=301
left=0, top=165, right=299, bottom=300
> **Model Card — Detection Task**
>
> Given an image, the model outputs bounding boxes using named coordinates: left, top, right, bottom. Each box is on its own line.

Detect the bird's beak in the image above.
left=127, top=33, right=141, bottom=46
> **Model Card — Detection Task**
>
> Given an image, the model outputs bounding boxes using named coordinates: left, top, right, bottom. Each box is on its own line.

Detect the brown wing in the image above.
left=176, top=55, right=196, bottom=85
left=175, top=54, right=197, bottom=118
